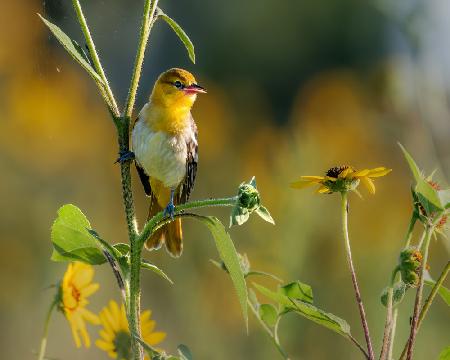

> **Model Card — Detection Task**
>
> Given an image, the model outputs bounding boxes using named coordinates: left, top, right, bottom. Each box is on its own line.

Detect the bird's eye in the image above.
left=173, top=80, right=184, bottom=89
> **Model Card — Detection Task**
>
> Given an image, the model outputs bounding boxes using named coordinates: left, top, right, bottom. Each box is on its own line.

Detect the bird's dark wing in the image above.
left=132, top=114, right=152, bottom=197
left=178, top=118, right=198, bottom=204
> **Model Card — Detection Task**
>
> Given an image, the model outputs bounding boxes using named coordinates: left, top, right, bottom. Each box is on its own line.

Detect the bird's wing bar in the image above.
left=136, top=162, right=152, bottom=196
left=179, top=118, right=198, bottom=204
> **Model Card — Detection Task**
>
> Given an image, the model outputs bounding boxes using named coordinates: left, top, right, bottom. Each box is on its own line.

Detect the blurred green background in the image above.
left=1, top=0, right=449, bottom=359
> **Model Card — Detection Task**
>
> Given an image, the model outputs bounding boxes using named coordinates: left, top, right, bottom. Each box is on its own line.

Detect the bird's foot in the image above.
left=163, top=201, right=175, bottom=220
left=116, top=150, right=135, bottom=164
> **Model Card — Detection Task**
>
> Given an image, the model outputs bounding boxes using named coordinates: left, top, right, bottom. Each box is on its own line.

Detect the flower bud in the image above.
left=238, top=183, right=260, bottom=211
left=398, top=247, right=423, bottom=287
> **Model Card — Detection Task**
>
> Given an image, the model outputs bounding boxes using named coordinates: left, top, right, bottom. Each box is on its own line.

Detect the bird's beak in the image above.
left=184, top=84, right=207, bottom=94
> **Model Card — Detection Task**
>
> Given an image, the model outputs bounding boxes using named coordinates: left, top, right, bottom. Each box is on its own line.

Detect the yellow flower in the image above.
left=291, top=165, right=391, bottom=194
left=60, top=262, right=100, bottom=348
left=96, top=300, right=166, bottom=360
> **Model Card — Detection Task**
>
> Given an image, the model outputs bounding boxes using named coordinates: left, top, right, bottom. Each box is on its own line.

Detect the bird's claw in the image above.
left=116, top=150, right=135, bottom=164
left=163, top=201, right=175, bottom=220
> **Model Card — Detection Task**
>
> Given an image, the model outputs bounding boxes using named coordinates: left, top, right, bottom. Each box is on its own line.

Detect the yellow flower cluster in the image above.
left=58, top=262, right=165, bottom=357
left=291, top=166, right=391, bottom=195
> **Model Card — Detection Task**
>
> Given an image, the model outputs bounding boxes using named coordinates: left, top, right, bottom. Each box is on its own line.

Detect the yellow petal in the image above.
left=69, top=315, right=82, bottom=348
left=367, top=167, right=392, bottom=177
left=290, top=179, right=320, bottom=189
left=80, top=307, right=100, bottom=325
left=100, top=329, right=114, bottom=342
left=96, top=339, right=115, bottom=352
left=360, top=176, right=376, bottom=194
left=81, top=283, right=99, bottom=298
left=338, top=168, right=353, bottom=178
left=316, top=186, right=330, bottom=194
left=352, top=169, right=370, bottom=177
left=300, top=176, right=325, bottom=181
left=141, top=320, right=156, bottom=335
left=72, top=264, right=94, bottom=289
left=145, top=331, right=166, bottom=346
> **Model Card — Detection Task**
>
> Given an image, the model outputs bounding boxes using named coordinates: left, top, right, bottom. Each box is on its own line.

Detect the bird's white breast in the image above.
left=132, top=106, right=194, bottom=189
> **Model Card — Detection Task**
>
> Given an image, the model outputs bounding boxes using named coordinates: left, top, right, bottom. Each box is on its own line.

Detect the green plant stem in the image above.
left=129, top=243, right=143, bottom=360
left=417, top=260, right=449, bottom=330
left=379, top=286, right=394, bottom=360
left=37, top=299, right=57, bottom=360
left=138, top=196, right=238, bottom=247
left=248, top=299, right=290, bottom=360
left=71, top=0, right=119, bottom=116
left=340, top=192, right=374, bottom=360
left=124, top=0, right=159, bottom=118
left=388, top=308, right=398, bottom=360
left=404, top=213, right=417, bottom=248
left=403, top=224, right=434, bottom=360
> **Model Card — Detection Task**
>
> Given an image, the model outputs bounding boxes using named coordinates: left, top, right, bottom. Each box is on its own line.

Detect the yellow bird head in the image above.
left=150, top=68, right=206, bottom=109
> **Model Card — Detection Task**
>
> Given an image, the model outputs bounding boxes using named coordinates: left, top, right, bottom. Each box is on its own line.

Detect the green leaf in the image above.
left=177, top=344, right=193, bottom=360
left=141, top=259, right=173, bottom=284
left=247, top=270, right=283, bottom=283
left=416, top=181, right=443, bottom=213
left=51, top=204, right=105, bottom=264
left=255, top=205, right=275, bottom=225
left=253, top=283, right=351, bottom=337
left=259, top=304, right=278, bottom=327
left=157, top=9, right=195, bottom=63
left=194, top=216, right=248, bottom=328
left=424, top=279, right=450, bottom=306
left=38, top=15, right=104, bottom=85
left=438, top=346, right=450, bottom=360
left=399, top=143, right=422, bottom=183
left=250, top=176, right=257, bottom=188
left=230, top=206, right=250, bottom=227
left=381, top=282, right=407, bottom=307
left=279, top=281, right=313, bottom=304
left=114, top=243, right=130, bottom=256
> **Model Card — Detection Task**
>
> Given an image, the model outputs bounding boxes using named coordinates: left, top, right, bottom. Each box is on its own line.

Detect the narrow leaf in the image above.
left=255, top=206, right=275, bottom=224
left=38, top=15, right=104, bottom=85
left=254, top=283, right=351, bottom=337
left=141, top=259, right=173, bottom=284
left=194, top=216, right=248, bottom=328
left=113, top=243, right=130, bottom=256
left=157, top=9, right=195, bottom=63
left=247, top=270, right=283, bottom=283
left=398, top=143, right=422, bottom=183
left=177, top=344, right=193, bottom=360
left=259, top=304, right=278, bottom=327
left=51, top=204, right=105, bottom=264
left=279, top=281, right=313, bottom=304
left=425, top=279, right=450, bottom=306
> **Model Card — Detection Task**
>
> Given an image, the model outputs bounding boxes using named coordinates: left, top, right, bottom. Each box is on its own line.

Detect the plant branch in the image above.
left=138, top=196, right=238, bottom=247
left=37, top=299, right=57, bottom=360
left=348, top=334, right=370, bottom=360
left=71, top=0, right=119, bottom=116
left=124, top=0, right=159, bottom=118
left=402, top=224, right=434, bottom=360
left=388, top=309, right=398, bottom=360
left=404, top=213, right=417, bottom=248
left=248, top=299, right=290, bottom=360
left=340, top=192, right=374, bottom=360
left=417, top=260, right=449, bottom=330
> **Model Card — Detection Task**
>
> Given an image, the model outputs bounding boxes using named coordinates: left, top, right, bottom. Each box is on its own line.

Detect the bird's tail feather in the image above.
left=145, top=194, right=183, bottom=257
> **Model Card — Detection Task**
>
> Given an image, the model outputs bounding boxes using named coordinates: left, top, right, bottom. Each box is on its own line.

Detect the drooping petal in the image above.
left=290, top=179, right=319, bottom=189
left=72, top=263, right=94, bottom=289
left=96, top=339, right=115, bottom=352
left=80, top=307, right=100, bottom=325
left=69, top=315, right=82, bottom=348
left=360, top=176, right=376, bottom=194
left=82, top=283, right=100, bottom=298
left=316, top=185, right=330, bottom=194
left=367, top=167, right=392, bottom=177
left=300, top=176, right=325, bottom=181
left=338, top=167, right=353, bottom=178
left=351, top=169, right=370, bottom=177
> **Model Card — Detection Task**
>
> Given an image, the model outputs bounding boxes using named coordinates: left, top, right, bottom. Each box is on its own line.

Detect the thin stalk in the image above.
left=37, top=299, right=57, bottom=360
left=404, top=213, right=417, bottom=248
left=138, top=196, right=238, bottom=246
left=248, top=299, right=290, bottom=360
left=124, top=0, right=159, bottom=118
left=403, top=224, right=434, bottom=360
left=417, top=261, right=449, bottom=330
left=129, top=243, right=143, bottom=360
left=340, top=192, right=374, bottom=360
left=72, top=0, right=119, bottom=116
left=380, top=286, right=394, bottom=360
left=388, top=309, right=398, bottom=360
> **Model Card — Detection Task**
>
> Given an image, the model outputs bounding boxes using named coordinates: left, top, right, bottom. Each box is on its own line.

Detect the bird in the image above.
left=131, top=68, right=206, bottom=257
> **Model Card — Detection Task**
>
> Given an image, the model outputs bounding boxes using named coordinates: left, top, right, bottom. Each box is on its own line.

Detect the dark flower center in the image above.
left=326, top=165, right=353, bottom=178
